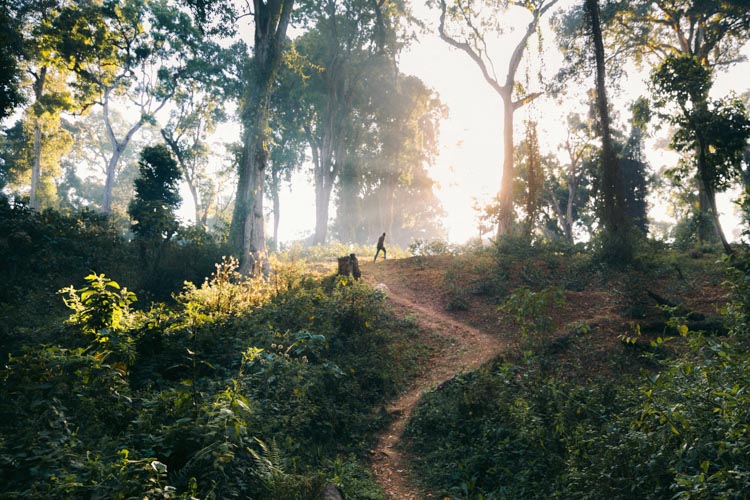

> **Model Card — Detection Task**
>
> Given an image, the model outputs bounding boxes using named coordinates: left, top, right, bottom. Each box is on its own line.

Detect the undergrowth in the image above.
left=0, top=256, right=423, bottom=498
left=404, top=245, right=749, bottom=499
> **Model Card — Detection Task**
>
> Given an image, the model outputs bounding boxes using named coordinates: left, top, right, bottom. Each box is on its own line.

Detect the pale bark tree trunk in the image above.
left=547, top=184, right=573, bottom=243
left=102, top=87, right=144, bottom=213
left=497, top=93, right=515, bottom=236
left=336, top=160, right=360, bottom=243
left=697, top=143, right=732, bottom=253
left=200, top=185, right=214, bottom=228
left=548, top=137, right=584, bottom=244
left=30, top=120, right=42, bottom=209
left=161, top=129, right=203, bottom=227
left=438, top=0, right=557, bottom=240
left=29, top=67, right=47, bottom=210
left=230, top=0, right=294, bottom=275
left=232, top=103, right=271, bottom=274
left=272, top=180, right=281, bottom=251
left=312, top=126, right=337, bottom=245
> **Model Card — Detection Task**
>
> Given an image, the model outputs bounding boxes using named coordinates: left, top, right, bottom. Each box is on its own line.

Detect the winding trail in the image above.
left=362, top=259, right=509, bottom=499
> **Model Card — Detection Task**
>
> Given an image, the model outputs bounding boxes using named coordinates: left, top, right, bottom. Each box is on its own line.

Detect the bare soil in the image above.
left=362, top=257, right=510, bottom=498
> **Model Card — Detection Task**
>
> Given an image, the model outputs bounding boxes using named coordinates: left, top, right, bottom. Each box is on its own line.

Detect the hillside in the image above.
left=358, top=250, right=731, bottom=498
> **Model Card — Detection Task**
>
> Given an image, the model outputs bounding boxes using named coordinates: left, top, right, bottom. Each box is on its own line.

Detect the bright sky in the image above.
left=186, top=1, right=750, bottom=246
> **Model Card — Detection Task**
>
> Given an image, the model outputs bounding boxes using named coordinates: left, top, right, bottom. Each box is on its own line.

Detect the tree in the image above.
left=652, top=54, right=750, bottom=254
left=128, top=144, right=181, bottom=248
left=605, top=0, right=750, bottom=242
left=0, top=1, right=26, bottom=120
left=266, top=69, right=307, bottom=250
left=586, top=0, right=631, bottom=261
left=224, top=0, right=295, bottom=275
left=518, top=120, right=544, bottom=238
left=59, top=109, right=159, bottom=216
left=606, top=0, right=750, bottom=68
left=292, top=0, right=408, bottom=245
left=159, top=36, right=244, bottom=229
left=620, top=119, right=650, bottom=235
left=0, top=113, right=72, bottom=209
left=324, top=63, right=445, bottom=247
left=57, top=0, right=209, bottom=214
left=437, top=0, right=560, bottom=238
left=11, top=0, right=78, bottom=209
left=161, top=90, right=223, bottom=229
left=543, top=113, right=596, bottom=243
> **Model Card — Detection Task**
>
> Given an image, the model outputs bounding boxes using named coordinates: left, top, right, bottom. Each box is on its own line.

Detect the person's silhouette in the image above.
left=374, top=232, right=386, bottom=261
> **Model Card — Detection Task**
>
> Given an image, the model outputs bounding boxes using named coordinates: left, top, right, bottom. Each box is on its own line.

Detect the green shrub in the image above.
left=1, top=259, right=426, bottom=498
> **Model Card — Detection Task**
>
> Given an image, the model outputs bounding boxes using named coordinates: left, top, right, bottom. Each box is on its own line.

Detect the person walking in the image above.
left=374, top=232, right=386, bottom=261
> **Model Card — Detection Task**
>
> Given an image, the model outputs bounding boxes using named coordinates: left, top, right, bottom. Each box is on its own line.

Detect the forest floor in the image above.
left=358, top=252, right=730, bottom=498
left=362, top=257, right=509, bottom=498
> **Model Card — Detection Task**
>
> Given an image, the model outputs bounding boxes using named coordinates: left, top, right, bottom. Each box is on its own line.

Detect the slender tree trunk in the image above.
left=547, top=183, right=574, bottom=243
left=313, top=172, right=334, bottom=245
left=30, top=119, right=42, bottom=209
left=696, top=170, right=717, bottom=245
left=437, top=0, right=557, bottom=240
left=102, top=88, right=143, bottom=213
left=188, top=180, right=201, bottom=227
left=29, top=67, right=47, bottom=210
left=201, top=185, right=214, bottom=228
left=587, top=0, right=629, bottom=258
left=496, top=92, right=515, bottom=238
left=312, top=131, right=336, bottom=245
left=565, top=180, right=576, bottom=242
left=161, top=129, right=204, bottom=227
left=102, top=153, right=119, bottom=213
left=336, top=160, right=359, bottom=243
left=272, top=187, right=280, bottom=251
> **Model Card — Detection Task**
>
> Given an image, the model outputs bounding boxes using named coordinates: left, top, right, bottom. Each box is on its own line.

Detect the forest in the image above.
left=2, top=0, right=750, bottom=498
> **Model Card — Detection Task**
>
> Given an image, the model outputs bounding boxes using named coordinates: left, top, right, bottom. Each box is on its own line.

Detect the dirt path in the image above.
left=363, top=260, right=509, bottom=499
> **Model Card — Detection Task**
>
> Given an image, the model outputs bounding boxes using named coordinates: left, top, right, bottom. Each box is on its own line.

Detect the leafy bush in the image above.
left=499, top=286, right=566, bottom=351
left=408, top=238, right=455, bottom=256
left=1, top=257, right=422, bottom=498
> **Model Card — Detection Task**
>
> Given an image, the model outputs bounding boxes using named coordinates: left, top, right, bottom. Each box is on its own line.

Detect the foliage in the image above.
left=128, top=145, right=182, bottom=241
left=0, top=1, right=24, bottom=120
left=406, top=247, right=750, bottom=499
left=0, top=244, right=425, bottom=498
left=500, top=286, right=566, bottom=350
left=408, top=238, right=454, bottom=257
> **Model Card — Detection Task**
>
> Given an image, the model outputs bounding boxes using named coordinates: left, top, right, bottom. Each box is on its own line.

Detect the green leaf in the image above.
left=150, top=460, right=168, bottom=473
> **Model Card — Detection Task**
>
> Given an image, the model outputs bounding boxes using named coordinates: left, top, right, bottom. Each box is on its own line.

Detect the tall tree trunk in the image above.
left=231, top=103, right=271, bottom=275
left=496, top=92, right=515, bottom=237
left=565, top=180, right=576, bottom=242
left=30, top=119, right=42, bottom=209
left=312, top=130, right=336, bottom=245
left=161, top=129, right=203, bottom=227
left=272, top=185, right=280, bottom=251
left=587, top=0, right=629, bottom=258
left=230, top=0, right=294, bottom=275
left=336, top=160, right=359, bottom=243
left=102, top=152, right=119, bottom=213
left=29, top=66, right=47, bottom=210
left=697, top=143, right=732, bottom=253
left=313, top=171, right=334, bottom=245
left=188, top=180, right=201, bottom=227
left=102, top=88, right=143, bottom=213
left=438, top=0, right=557, bottom=240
